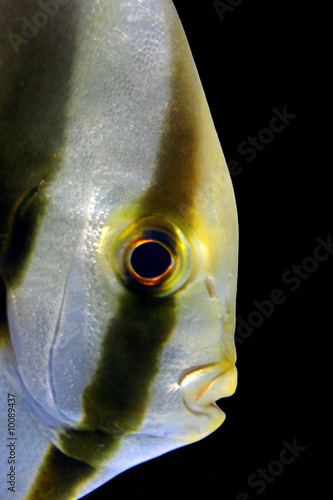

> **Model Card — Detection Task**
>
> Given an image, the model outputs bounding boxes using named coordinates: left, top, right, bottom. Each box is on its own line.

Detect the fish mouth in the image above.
left=178, top=363, right=237, bottom=417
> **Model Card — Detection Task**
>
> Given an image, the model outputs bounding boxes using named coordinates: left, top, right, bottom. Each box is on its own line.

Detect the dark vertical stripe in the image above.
left=139, top=13, right=202, bottom=225
left=58, top=295, right=176, bottom=466
left=0, top=0, right=79, bottom=260
left=26, top=445, right=94, bottom=500
left=0, top=184, right=47, bottom=286
left=26, top=296, right=177, bottom=499
left=0, top=276, right=9, bottom=348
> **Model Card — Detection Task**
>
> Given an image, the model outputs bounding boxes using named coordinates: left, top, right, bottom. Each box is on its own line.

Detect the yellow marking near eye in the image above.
left=99, top=208, right=201, bottom=298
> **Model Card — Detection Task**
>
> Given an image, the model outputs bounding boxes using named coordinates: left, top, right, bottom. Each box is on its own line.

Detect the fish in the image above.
left=0, top=0, right=238, bottom=498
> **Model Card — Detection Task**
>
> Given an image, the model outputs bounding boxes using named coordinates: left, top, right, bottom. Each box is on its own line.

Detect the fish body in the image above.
left=0, top=1, right=238, bottom=498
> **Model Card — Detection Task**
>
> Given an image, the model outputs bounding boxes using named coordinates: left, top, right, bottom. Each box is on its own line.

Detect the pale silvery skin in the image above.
left=0, top=1, right=238, bottom=498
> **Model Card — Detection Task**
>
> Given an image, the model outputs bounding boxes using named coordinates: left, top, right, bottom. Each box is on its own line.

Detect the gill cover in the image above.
left=0, top=1, right=238, bottom=499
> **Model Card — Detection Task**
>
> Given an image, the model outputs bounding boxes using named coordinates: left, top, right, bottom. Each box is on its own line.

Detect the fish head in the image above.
left=94, top=175, right=238, bottom=445
left=1, top=0, right=238, bottom=477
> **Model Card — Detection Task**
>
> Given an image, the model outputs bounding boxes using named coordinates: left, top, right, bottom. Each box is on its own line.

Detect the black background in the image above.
left=87, top=1, right=326, bottom=499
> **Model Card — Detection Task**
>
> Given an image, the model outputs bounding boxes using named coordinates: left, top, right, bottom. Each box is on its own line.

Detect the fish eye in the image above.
left=129, top=240, right=173, bottom=285
left=99, top=213, right=198, bottom=297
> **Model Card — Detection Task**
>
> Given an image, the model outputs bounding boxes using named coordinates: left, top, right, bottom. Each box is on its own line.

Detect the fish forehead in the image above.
left=63, top=0, right=175, bottom=193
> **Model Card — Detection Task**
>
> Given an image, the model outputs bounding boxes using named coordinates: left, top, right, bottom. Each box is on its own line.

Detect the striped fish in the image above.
left=0, top=0, right=238, bottom=498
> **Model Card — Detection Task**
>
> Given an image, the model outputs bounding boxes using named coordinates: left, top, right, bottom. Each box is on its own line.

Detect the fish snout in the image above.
left=178, top=364, right=237, bottom=415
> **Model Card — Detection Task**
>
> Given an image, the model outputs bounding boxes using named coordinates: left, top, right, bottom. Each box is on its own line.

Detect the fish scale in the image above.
left=0, top=1, right=238, bottom=498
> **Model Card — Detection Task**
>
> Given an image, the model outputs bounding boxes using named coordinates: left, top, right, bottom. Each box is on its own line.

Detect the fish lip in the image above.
left=178, top=364, right=237, bottom=415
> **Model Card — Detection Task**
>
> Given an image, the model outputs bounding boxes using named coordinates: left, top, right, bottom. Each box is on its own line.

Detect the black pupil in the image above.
left=130, top=241, right=171, bottom=279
